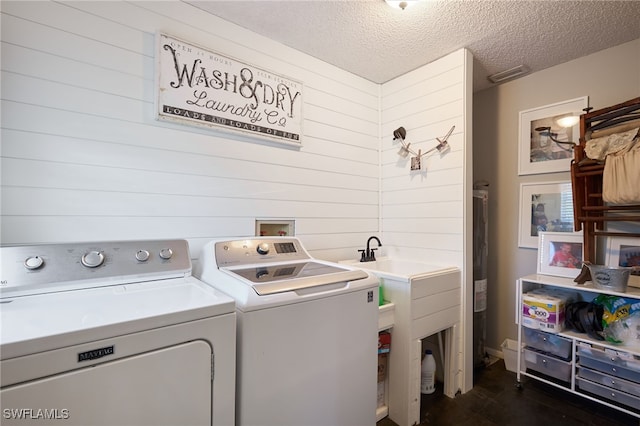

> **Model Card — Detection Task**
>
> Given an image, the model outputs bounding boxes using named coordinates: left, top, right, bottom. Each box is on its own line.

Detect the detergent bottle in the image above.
left=421, top=349, right=436, bottom=394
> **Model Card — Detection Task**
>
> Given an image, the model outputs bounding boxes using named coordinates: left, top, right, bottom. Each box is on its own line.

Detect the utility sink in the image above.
left=341, top=256, right=461, bottom=426
left=339, top=257, right=458, bottom=282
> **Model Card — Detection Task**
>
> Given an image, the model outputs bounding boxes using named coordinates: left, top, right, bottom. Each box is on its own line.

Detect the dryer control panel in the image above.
left=0, top=240, right=192, bottom=298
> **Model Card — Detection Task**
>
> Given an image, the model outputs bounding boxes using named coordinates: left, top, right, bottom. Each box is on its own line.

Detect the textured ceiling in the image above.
left=187, top=0, right=640, bottom=92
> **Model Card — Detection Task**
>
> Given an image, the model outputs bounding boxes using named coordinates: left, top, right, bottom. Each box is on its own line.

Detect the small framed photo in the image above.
left=518, top=181, right=575, bottom=249
left=518, top=97, right=588, bottom=175
left=606, top=236, right=640, bottom=288
left=538, top=231, right=584, bottom=278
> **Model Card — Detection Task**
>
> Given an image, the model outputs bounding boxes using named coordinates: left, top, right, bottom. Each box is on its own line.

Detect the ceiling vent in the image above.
left=487, top=65, right=530, bottom=84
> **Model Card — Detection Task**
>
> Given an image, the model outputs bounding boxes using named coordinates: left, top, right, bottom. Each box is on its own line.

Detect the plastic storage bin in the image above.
left=578, top=367, right=640, bottom=398
left=577, top=377, right=640, bottom=410
left=523, top=328, right=572, bottom=360
left=577, top=343, right=640, bottom=383
left=524, top=347, right=572, bottom=383
left=501, top=339, right=523, bottom=373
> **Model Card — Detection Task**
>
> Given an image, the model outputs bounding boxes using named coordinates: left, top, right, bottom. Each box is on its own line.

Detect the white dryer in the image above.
left=195, top=237, right=380, bottom=426
left=0, top=239, right=236, bottom=426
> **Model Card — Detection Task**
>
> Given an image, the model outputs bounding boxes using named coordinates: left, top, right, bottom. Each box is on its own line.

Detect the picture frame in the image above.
left=537, top=231, right=584, bottom=278
left=518, top=97, right=588, bottom=175
left=606, top=236, right=640, bottom=288
left=518, top=181, right=574, bottom=249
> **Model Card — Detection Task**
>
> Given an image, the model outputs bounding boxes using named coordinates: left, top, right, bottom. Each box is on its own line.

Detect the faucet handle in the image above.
left=370, top=248, right=377, bottom=261
left=358, top=249, right=366, bottom=262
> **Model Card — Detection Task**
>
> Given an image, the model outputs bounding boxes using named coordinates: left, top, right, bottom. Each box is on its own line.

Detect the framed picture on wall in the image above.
left=518, top=96, right=588, bottom=175
left=537, top=231, right=583, bottom=278
left=606, top=236, right=640, bottom=288
left=518, top=181, right=575, bottom=249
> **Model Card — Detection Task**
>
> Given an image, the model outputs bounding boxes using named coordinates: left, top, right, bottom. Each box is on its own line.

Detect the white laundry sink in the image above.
left=339, top=257, right=457, bottom=282
left=340, top=256, right=461, bottom=426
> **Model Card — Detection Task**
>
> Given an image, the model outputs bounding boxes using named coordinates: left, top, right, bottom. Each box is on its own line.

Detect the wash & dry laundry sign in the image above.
left=156, top=33, right=303, bottom=146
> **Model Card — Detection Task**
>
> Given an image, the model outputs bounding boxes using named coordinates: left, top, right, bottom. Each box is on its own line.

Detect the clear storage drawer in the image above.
left=577, top=377, right=640, bottom=411
left=578, top=367, right=640, bottom=398
left=577, top=343, right=640, bottom=383
left=524, top=347, right=571, bottom=383
left=523, top=328, right=572, bottom=360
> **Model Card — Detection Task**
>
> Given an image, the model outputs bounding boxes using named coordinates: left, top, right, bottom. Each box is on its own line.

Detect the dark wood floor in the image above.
left=377, top=359, right=639, bottom=426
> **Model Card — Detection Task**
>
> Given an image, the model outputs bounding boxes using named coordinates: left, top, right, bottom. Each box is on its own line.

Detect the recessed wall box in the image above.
left=255, top=220, right=295, bottom=237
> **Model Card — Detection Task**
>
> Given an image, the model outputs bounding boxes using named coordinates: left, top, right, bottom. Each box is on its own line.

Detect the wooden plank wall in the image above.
left=1, top=2, right=470, bottom=269
left=0, top=1, right=380, bottom=259
left=1, top=0, right=473, bottom=394
left=381, top=49, right=473, bottom=393
left=380, top=49, right=471, bottom=269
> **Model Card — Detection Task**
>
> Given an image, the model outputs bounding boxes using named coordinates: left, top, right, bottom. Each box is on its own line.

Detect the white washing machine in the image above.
left=194, top=237, right=380, bottom=426
left=0, top=239, right=236, bottom=426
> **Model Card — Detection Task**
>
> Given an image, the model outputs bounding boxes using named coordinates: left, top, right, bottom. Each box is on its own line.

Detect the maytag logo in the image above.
left=78, top=345, right=114, bottom=362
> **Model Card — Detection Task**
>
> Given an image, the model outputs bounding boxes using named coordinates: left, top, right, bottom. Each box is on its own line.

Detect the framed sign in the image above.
left=518, top=97, right=588, bottom=175
left=537, top=231, right=583, bottom=278
left=155, top=33, right=303, bottom=146
left=518, top=181, right=574, bottom=249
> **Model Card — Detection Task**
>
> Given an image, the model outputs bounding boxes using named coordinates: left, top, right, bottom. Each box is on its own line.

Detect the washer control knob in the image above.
left=82, top=251, right=105, bottom=268
left=256, top=243, right=270, bottom=255
left=136, top=250, right=150, bottom=262
left=24, top=256, right=44, bottom=270
left=159, top=248, right=173, bottom=260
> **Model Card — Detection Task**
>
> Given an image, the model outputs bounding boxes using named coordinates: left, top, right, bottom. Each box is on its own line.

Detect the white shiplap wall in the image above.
left=1, top=0, right=473, bottom=393
left=381, top=50, right=469, bottom=267
left=0, top=1, right=380, bottom=259
left=380, top=49, right=474, bottom=393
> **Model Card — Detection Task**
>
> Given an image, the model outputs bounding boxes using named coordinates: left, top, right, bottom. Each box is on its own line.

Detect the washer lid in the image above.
left=0, top=276, right=234, bottom=360
left=225, top=261, right=368, bottom=295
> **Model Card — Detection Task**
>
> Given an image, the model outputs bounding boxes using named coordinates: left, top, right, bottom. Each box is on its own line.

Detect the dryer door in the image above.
left=1, top=340, right=212, bottom=426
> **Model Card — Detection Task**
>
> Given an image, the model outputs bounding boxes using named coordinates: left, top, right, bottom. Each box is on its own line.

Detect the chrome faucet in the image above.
left=359, top=236, right=382, bottom=262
